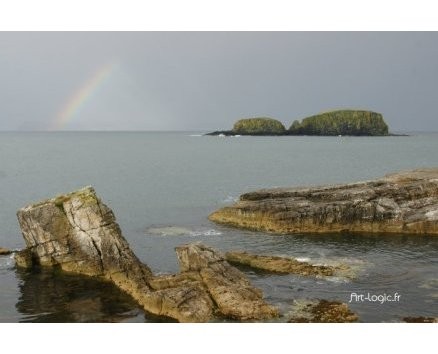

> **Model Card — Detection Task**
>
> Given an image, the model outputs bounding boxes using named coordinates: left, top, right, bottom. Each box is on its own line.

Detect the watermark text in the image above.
left=348, top=292, right=401, bottom=304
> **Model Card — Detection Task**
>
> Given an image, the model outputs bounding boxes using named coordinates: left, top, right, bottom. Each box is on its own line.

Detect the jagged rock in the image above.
left=176, top=243, right=279, bottom=320
left=16, top=187, right=277, bottom=322
left=209, top=169, right=438, bottom=235
left=0, top=247, right=12, bottom=255
left=225, top=251, right=336, bottom=276
left=288, top=299, right=358, bottom=323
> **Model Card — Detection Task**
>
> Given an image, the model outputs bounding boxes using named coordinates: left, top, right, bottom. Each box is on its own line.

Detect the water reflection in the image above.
left=15, top=267, right=146, bottom=323
left=12, top=231, right=438, bottom=323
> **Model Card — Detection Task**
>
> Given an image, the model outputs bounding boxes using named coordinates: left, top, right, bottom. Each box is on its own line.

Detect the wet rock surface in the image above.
left=209, top=168, right=438, bottom=235
left=16, top=187, right=277, bottom=322
left=225, top=251, right=336, bottom=276
left=288, top=299, right=358, bottom=323
left=15, top=267, right=146, bottom=323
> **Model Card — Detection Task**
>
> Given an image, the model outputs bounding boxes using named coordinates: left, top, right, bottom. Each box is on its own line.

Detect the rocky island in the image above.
left=206, top=110, right=391, bottom=136
left=209, top=168, right=438, bottom=235
left=289, top=110, right=389, bottom=136
left=206, top=117, right=286, bottom=136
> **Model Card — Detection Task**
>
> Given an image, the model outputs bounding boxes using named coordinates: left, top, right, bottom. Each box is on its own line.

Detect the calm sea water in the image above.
left=1, top=132, right=437, bottom=322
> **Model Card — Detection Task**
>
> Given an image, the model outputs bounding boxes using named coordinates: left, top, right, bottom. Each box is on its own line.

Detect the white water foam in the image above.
left=323, top=276, right=350, bottom=284
left=0, top=254, right=15, bottom=270
left=419, top=278, right=438, bottom=290
left=188, top=229, right=222, bottom=236
left=222, top=195, right=238, bottom=203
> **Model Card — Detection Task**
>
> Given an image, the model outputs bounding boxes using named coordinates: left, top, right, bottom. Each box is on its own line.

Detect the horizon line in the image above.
left=1, top=129, right=437, bottom=134
left=0, top=129, right=211, bottom=133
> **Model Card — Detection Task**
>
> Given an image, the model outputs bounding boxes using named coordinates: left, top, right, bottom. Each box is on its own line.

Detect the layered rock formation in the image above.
left=209, top=169, right=438, bottom=235
left=15, top=187, right=277, bottom=322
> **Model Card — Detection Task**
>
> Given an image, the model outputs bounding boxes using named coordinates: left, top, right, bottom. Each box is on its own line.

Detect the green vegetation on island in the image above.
left=288, top=110, right=389, bottom=136
left=206, top=110, right=391, bottom=136
left=232, top=117, right=286, bottom=135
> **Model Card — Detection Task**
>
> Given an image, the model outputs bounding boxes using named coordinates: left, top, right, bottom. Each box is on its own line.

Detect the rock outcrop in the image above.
left=225, top=251, right=336, bottom=276
left=176, top=244, right=278, bottom=320
left=0, top=247, right=12, bottom=255
left=16, top=187, right=277, bottom=322
left=209, top=169, right=438, bottom=235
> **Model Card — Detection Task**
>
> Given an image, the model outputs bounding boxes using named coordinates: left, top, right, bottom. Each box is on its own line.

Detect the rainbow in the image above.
left=49, top=62, right=117, bottom=130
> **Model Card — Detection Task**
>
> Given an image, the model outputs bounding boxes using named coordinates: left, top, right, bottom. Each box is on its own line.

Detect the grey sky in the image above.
left=1, top=32, right=437, bottom=131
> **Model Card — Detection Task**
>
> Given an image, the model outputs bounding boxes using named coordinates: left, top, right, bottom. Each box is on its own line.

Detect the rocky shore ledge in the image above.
left=0, top=247, right=12, bottom=255
left=209, top=168, right=438, bottom=235
left=226, top=251, right=342, bottom=277
left=15, top=187, right=278, bottom=322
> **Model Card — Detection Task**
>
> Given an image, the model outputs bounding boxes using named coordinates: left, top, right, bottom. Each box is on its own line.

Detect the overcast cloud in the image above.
left=0, top=32, right=437, bottom=131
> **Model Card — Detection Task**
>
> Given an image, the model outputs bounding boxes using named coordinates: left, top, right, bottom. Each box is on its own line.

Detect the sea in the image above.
left=0, top=131, right=437, bottom=322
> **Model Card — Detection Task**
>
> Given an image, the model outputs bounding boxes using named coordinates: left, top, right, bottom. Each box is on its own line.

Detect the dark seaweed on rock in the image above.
left=288, top=300, right=358, bottom=323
